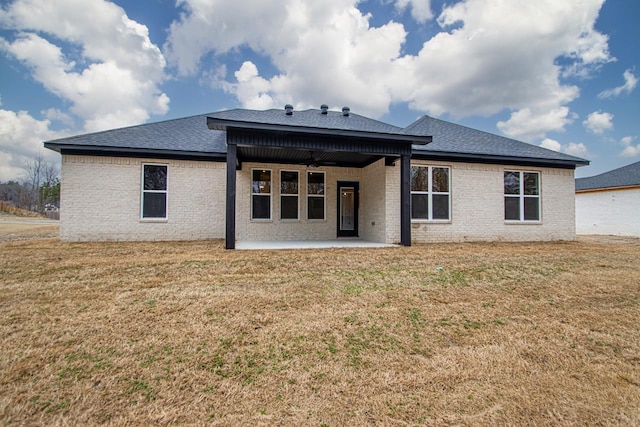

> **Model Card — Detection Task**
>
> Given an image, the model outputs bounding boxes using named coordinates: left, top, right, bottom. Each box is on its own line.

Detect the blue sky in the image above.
left=0, top=0, right=638, bottom=181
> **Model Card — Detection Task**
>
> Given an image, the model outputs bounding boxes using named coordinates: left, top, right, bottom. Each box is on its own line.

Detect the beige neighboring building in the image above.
left=45, top=106, right=588, bottom=249
left=576, top=161, right=640, bottom=237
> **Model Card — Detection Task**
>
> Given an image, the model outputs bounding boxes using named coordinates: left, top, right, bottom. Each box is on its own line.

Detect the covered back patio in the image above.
left=207, top=107, right=431, bottom=249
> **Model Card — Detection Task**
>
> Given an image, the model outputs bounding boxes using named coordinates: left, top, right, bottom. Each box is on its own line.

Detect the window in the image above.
left=410, top=165, right=450, bottom=221
left=307, top=171, right=325, bottom=220
left=141, top=164, right=167, bottom=219
left=252, top=169, right=271, bottom=220
left=280, top=170, right=299, bottom=220
left=504, top=171, right=540, bottom=221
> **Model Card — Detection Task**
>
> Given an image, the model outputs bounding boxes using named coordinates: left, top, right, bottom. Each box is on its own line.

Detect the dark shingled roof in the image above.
left=575, top=161, right=640, bottom=191
left=44, top=114, right=227, bottom=158
left=208, top=108, right=406, bottom=135
left=44, top=109, right=588, bottom=168
left=404, top=115, right=589, bottom=167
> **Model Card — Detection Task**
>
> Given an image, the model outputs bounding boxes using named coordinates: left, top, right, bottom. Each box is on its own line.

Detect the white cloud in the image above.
left=561, top=30, right=613, bottom=78
left=403, top=0, right=609, bottom=119
left=497, top=107, right=575, bottom=142
left=409, top=0, right=609, bottom=138
left=540, top=138, right=562, bottom=152
left=539, top=138, right=588, bottom=158
left=564, top=142, right=589, bottom=157
left=164, top=0, right=293, bottom=77
left=166, top=0, right=408, bottom=117
left=394, top=0, right=433, bottom=23
left=620, top=136, right=635, bottom=146
left=0, top=0, right=169, bottom=132
left=598, top=69, right=638, bottom=99
left=408, top=0, right=592, bottom=116
left=583, top=111, right=614, bottom=134
left=42, top=108, right=75, bottom=127
left=165, top=0, right=609, bottom=126
left=0, top=109, right=67, bottom=181
left=619, top=136, right=640, bottom=157
left=224, top=61, right=277, bottom=110
left=620, top=145, right=640, bottom=157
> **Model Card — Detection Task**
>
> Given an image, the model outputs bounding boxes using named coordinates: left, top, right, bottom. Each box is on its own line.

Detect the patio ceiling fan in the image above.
left=300, top=151, right=337, bottom=168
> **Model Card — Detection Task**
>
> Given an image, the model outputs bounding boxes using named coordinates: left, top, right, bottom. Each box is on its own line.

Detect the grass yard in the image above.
left=1, top=234, right=639, bottom=426
left=0, top=220, right=59, bottom=242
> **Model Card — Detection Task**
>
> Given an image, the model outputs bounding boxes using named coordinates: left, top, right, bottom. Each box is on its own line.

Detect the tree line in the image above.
left=0, top=153, right=60, bottom=214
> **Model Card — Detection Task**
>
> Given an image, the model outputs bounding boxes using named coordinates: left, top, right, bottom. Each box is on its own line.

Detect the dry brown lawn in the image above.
left=1, top=232, right=639, bottom=426
left=0, top=219, right=59, bottom=242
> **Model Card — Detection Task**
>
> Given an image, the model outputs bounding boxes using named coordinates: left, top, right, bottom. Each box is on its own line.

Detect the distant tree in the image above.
left=0, top=180, right=31, bottom=212
left=0, top=180, right=21, bottom=203
left=40, top=179, right=60, bottom=210
left=19, top=152, right=60, bottom=212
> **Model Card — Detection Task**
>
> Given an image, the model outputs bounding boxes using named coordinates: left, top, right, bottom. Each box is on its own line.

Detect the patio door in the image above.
left=337, top=181, right=359, bottom=237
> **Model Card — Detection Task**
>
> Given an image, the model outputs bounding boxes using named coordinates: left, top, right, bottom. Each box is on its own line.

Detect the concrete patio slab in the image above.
left=235, top=240, right=398, bottom=250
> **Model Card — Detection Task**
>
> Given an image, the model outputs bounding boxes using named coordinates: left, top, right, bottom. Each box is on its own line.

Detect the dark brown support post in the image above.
left=225, top=143, right=237, bottom=249
left=400, top=153, right=411, bottom=246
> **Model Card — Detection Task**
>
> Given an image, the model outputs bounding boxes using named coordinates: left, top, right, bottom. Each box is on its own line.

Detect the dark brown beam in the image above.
left=400, top=154, right=411, bottom=246
left=225, top=143, right=237, bottom=249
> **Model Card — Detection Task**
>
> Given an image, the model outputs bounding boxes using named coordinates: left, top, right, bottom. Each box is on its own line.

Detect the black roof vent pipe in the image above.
left=342, top=106, right=350, bottom=116
left=320, top=104, right=329, bottom=114
left=285, top=104, right=293, bottom=115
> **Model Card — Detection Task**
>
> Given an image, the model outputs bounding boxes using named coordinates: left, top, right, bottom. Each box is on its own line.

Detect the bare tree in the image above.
left=42, top=161, right=60, bottom=187
left=21, top=152, right=60, bottom=212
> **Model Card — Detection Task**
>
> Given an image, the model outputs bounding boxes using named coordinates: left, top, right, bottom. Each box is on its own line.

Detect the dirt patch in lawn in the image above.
left=1, top=237, right=639, bottom=425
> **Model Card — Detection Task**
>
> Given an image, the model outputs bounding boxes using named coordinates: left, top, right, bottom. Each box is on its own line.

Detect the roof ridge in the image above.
left=230, top=107, right=402, bottom=126
left=208, top=107, right=406, bottom=134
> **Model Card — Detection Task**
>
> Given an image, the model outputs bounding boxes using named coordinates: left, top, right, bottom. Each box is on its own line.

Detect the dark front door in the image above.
left=337, top=181, right=359, bottom=237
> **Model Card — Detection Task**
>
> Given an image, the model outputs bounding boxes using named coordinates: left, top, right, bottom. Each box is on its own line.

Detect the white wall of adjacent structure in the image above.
left=576, top=187, right=640, bottom=237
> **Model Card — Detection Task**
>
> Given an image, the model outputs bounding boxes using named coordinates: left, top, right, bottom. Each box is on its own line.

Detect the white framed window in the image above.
left=141, top=164, right=168, bottom=219
left=251, top=169, right=272, bottom=220
left=410, top=165, right=450, bottom=221
left=504, top=170, right=540, bottom=221
left=280, top=170, right=299, bottom=220
left=307, top=171, right=325, bottom=220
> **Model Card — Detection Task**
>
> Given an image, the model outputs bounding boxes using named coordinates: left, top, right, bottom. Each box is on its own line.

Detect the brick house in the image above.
left=44, top=106, right=588, bottom=248
left=575, top=160, right=640, bottom=237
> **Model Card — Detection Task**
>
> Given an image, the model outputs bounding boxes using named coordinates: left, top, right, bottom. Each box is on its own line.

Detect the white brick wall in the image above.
left=384, top=161, right=402, bottom=244
left=409, top=160, right=577, bottom=242
left=576, top=188, right=640, bottom=236
left=235, top=162, right=364, bottom=241
left=60, top=155, right=226, bottom=241
left=361, top=159, right=387, bottom=243
left=59, top=154, right=578, bottom=243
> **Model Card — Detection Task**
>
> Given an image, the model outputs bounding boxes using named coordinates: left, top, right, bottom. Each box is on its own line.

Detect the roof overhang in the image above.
left=208, top=116, right=430, bottom=169
left=576, top=184, right=640, bottom=194
left=411, top=150, right=590, bottom=169
left=207, top=117, right=431, bottom=145
left=44, top=143, right=226, bottom=162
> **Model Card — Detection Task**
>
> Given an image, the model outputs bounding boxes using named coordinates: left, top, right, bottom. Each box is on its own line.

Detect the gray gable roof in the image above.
left=575, top=161, right=640, bottom=191
left=45, top=114, right=227, bottom=158
left=44, top=108, right=588, bottom=168
left=405, top=115, right=589, bottom=167
left=208, top=108, right=406, bottom=135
